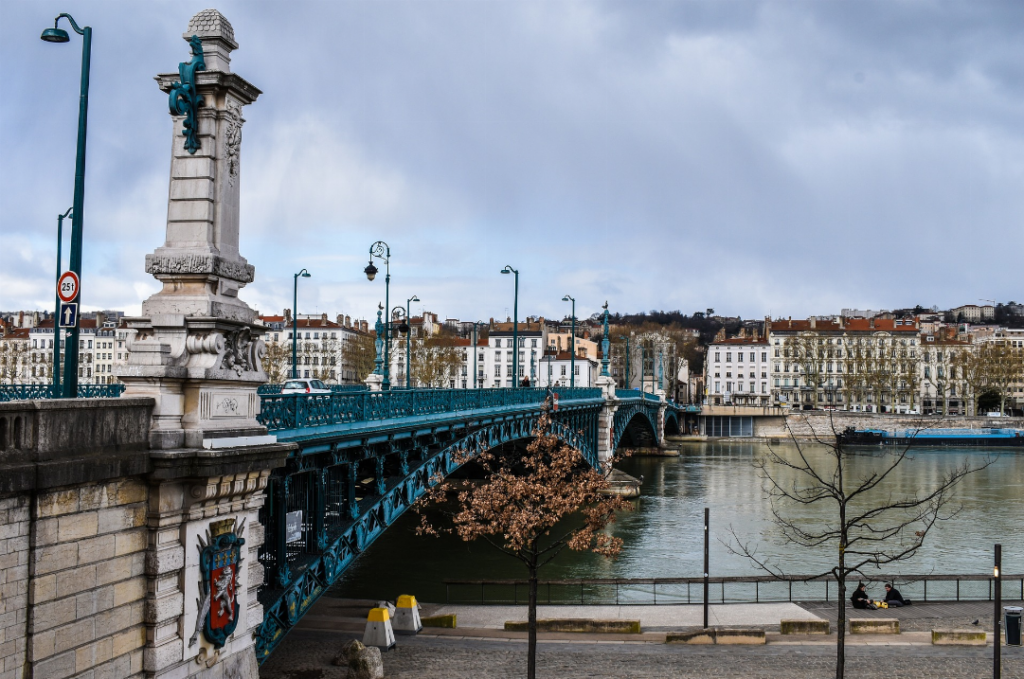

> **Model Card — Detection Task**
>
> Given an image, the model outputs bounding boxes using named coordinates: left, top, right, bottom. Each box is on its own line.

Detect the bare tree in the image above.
left=727, top=415, right=991, bottom=679
left=263, top=342, right=291, bottom=384
left=416, top=413, right=632, bottom=679
left=345, top=332, right=376, bottom=384
left=411, top=334, right=463, bottom=388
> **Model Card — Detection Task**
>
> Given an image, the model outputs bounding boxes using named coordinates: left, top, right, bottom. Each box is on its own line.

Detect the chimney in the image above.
left=284, top=308, right=292, bottom=323
left=321, top=312, right=328, bottom=322
left=96, top=312, right=106, bottom=328
left=869, top=318, right=875, bottom=329
left=809, top=316, right=816, bottom=329
left=360, top=320, right=368, bottom=333
left=838, top=316, right=845, bottom=329
left=764, top=316, right=772, bottom=335
left=337, top=314, right=344, bottom=325
left=345, top=315, right=351, bottom=327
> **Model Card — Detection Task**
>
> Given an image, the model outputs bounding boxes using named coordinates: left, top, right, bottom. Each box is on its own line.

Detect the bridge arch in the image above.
left=664, top=410, right=681, bottom=436
left=612, top=402, right=660, bottom=451
left=255, top=410, right=596, bottom=662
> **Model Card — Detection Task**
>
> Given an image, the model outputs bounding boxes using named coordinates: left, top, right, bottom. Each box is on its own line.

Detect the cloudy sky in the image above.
left=2, top=1, right=1022, bottom=324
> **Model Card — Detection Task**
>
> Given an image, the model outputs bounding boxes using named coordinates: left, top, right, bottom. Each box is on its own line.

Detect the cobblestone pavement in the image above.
left=261, top=629, right=1024, bottom=679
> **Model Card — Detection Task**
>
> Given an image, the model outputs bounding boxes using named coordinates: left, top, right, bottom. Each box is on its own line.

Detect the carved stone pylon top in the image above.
left=184, top=9, right=238, bottom=72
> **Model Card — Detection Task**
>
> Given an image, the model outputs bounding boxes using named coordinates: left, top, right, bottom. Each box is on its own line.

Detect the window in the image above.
left=761, top=352, right=767, bottom=362
left=531, top=339, right=537, bottom=347
left=495, top=352, right=501, bottom=362
left=726, top=352, right=732, bottom=363
left=714, top=352, right=720, bottom=362
left=714, top=381, right=721, bottom=393
left=494, top=365, right=500, bottom=376
left=749, top=352, right=755, bottom=362
left=574, top=365, right=580, bottom=375
left=313, top=332, right=319, bottom=339
left=561, top=365, right=567, bottom=375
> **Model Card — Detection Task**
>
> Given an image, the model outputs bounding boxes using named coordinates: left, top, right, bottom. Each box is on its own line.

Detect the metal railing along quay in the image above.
left=444, top=574, right=1024, bottom=606
left=0, top=383, right=125, bottom=402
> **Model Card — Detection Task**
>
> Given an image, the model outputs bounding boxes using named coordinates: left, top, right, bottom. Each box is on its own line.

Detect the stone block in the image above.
left=850, top=618, right=899, bottom=634
left=56, top=512, right=99, bottom=542
left=34, top=543, right=78, bottom=576
left=28, top=572, right=56, bottom=605
left=932, top=628, right=986, bottom=645
left=145, top=546, right=184, bottom=576
left=113, top=579, right=146, bottom=607
left=78, top=483, right=115, bottom=512
left=504, top=619, right=641, bottom=634
left=56, top=565, right=96, bottom=599
left=76, top=585, right=115, bottom=618
left=666, top=627, right=766, bottom=645
left=54, top=618, right=94, bottom=653
left=30, top=629, right=56, bottom=660
left=75, top=635, right=112, bottom=673
left=114, top=529, right=147, bottom=557
left=421, top=614, right=458, bottom=630
left=92, top=604, right=137, bottom=639
left=91, top=651, right=132, bottom=679
left=32, top=518, right=59, bottom=546
left=33, top=649, right=76, bottom=679
left=144, top=592, right=183, bottom=625
left=115, top=480, right=148, bottom=507
left=93, top=555, right=133, bottom=583
left=30, top=598, right=77, bottom=633
left=36, top=489, right=79, bottom=518
left=77, top=535, right=116, bottom=566
left=96, top=505, right=146, bottom=534
left=111, top=626, right=145, bottom=657
left=780, top=619, right=830, bottom=635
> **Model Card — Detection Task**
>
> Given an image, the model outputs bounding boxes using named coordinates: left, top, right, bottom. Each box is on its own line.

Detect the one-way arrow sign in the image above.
left=59, top=302, right=78, bottom=329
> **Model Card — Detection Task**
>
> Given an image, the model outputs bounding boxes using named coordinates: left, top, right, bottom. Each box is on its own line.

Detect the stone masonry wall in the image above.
left=759, top=412, right=1024, bottom=440
left=27, top=479, right=148, bottom=679
left=0, top=495, right=30, bottom=679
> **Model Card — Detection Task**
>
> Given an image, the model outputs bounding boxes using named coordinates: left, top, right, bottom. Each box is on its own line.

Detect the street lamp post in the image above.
left=364, top=241, right=392, bottom=390
left=42, top=13, right=92, bottom=398
left=600, top=302, right=610, bottom=378
left=291, top=269, right=311, bottom=378
left=52, top=207, right=73, bottom=394
left=405, top=295, right=419, bottom=388
left=562, top=295, right=575, bottom=389
left=501, top=266, right=519, bottom=387
left=641, top=346, right=648, bottom=395
left=618, top=336, right=631, bottom=389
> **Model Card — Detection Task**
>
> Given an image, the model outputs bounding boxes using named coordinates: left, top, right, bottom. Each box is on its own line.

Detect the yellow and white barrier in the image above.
left=363, top=607, right=396, bottom=651
left=393, top=595, right=422, bottom=634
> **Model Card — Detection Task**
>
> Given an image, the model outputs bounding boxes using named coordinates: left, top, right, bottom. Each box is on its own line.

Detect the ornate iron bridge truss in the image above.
left=250, top=386, right=681, bottom=662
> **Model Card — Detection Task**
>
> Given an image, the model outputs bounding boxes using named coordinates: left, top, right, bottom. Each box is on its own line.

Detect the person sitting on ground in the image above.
left=884, top=583, right=908, bottom=607
left=851, top=582, right=876, bottom=609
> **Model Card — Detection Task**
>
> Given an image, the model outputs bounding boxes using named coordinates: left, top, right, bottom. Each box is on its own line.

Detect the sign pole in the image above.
left=704, top=507, right=710, bottom=629
left=995, top=543, right=1001, bottom=679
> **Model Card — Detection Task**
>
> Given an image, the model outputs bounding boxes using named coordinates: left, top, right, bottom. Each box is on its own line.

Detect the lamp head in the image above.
left=562, top=295, right=571, bottom=302
left=399, top=322, right=410, bottom=336
left=501, top=268, right=510, bottom=275
left=41, top=26, right=70, bottom=43
left=364, top=261, right=378, bottom=281
left=410, top=295, right=420, bottom=303
left=301, top=271, right=311, bottom=278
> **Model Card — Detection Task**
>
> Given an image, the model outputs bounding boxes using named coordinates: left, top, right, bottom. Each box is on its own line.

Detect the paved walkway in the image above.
left=260, top=598, right=1024, bottom=678
left=261, top=629, right=1024, bottom=679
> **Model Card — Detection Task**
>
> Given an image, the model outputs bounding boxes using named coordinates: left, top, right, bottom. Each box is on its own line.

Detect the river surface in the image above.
left=332, top=441, right=1023, bottom=603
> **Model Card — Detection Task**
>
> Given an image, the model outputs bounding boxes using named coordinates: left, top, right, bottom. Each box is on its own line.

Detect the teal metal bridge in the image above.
left=252, top=385, right=683, bottom=661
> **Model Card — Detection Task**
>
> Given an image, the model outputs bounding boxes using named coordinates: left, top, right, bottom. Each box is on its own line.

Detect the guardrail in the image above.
left=257, top=384, right=368, bottom=395
left=444, top=574, right=1024, bottom=606
left=0, top=383, right=126, bottom=402
left=258, top=386, right=603, bottom=432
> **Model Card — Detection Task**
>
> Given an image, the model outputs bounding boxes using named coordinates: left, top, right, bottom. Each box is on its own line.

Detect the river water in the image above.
left=332, top=442, right=1023, bottom=603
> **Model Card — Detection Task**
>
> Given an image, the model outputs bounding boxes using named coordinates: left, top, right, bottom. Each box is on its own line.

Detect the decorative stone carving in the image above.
left=219, top=328, right=265, bottom=375
left=187, top=9, right=237, bottom=46
left=145, top=254, right=256, bottom=284
left=225, top=102, right=243, bottom=188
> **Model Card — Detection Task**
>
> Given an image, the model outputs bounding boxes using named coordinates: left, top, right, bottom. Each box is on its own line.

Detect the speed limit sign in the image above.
left=57, top=271, right=80, bottom=303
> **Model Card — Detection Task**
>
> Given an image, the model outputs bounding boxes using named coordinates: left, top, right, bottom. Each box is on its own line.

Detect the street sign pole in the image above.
left=57, top=271, right=80, bottom=394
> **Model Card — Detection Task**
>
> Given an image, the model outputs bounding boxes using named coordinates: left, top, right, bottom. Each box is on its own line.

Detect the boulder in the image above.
left=331, top=639, right=384, bottom=679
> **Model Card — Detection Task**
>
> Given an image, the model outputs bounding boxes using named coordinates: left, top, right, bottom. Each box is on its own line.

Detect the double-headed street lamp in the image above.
left=562, top=294, right=576, bottom=388
left=364, top=242, right=392, bottom=389
left=42, top=13, right=92, bottom=398
left=292, top=269, right=311, bottom=378
left=52, top=207, right=73, bottom=394
left=500, top=265, right=519, bottom=387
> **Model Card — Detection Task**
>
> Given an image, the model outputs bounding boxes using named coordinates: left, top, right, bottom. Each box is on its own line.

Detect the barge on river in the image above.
left=837, top=426, right=1024, bottom=447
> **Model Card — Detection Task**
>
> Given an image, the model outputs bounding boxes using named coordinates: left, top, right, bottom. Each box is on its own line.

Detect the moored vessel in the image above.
left=837, top=426, right=1024, bottom=447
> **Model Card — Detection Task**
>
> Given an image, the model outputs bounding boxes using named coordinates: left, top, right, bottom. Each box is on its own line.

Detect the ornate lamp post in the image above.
left=42, top=13, right=92, bottom=398
left=600, top=302, right=610, bottom=378
left=641, top=346, right=648, bottom=395
left=562, top=294, right=575, bottom=388
left=618, top=335, right=631, bottom=389
left=500, top=265, right=519, bottom=387
left=404, top=294, right=419, bottom=387
left=52, top=207, right=73, bottom=394
left=364, top=241, right=392, bottom=390
left=291, top=269, right=310, bottom=378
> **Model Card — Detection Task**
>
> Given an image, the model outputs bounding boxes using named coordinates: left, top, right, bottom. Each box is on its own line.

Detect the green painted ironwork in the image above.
left=168, top=35, right=206, bottom=154
left=0, top=383, right=125, bottom=402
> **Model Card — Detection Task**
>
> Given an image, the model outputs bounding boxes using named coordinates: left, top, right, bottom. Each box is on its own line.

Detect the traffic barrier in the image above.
left=850, top=618, right=899, bottom=634
left=931, top=629, right=986, bottom=645
left=780, top=619, right=830, bottom=635
left=363, top=608, right=396, bottom=651
left=393, top=595, right=422, bottom=634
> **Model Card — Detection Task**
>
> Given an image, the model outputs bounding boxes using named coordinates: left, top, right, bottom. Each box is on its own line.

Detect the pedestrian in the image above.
left=884, top=583, right=909, bottom=607
left=851, top=582, right=876, bottom=610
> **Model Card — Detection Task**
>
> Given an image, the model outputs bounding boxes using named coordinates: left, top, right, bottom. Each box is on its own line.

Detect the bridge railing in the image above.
left=258, top=386, right=603, bottom=432
left=615, top=389, right=663, bottom=403
left=257, top=384, right=368, bottom=395
left=0, top=383, right=126, bottom=402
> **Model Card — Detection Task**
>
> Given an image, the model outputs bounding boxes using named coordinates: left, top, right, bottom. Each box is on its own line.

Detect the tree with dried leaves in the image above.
left=262, top=341, right=291, bottom=384
left=727, top=413, right=992, bottom=679
left=416, top=413, right=632, bottom=679
left=411, top=333, right=464, bottom=388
